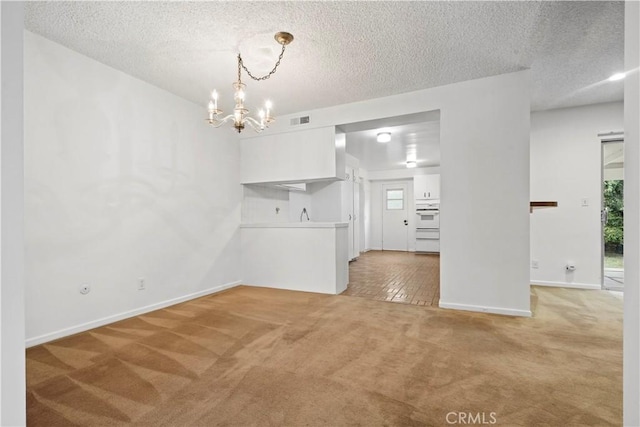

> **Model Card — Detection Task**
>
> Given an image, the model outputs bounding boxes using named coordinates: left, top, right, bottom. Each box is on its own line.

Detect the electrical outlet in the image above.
left=138, top=277, right=146, bottom=290
left=531, top=260, right=539, bottom=269
left=79, top=284, right=91, bottom=295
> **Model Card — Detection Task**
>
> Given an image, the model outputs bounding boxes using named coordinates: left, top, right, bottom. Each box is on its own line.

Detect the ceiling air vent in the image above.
left=290, top=115, right=310, bottom=126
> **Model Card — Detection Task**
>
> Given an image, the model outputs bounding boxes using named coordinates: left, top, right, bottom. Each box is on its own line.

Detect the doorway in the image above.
left=601, top=138, right=624, bottom=291
left=382, top=183, right=409, bottom=251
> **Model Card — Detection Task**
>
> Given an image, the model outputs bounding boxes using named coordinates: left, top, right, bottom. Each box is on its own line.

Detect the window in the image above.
left=386, top=189, right=404, bottom=210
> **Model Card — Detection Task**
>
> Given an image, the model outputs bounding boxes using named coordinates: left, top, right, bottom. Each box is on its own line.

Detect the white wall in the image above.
left=305, top=181, right=343, bottom=222
left=257, top=70, right=531, bottom=316
left=624, top=0, right=640, bottom=424
left=24, top=31, right=242, bottom=346
left=288, top=188, right=312, bottom=222
left=243, top=185, right=290, bottom=223
left=243, top=180, right=346, bottom=225
left=530, top=102, right=623, bottom=289
left=1, top=3, right=26, bottom=425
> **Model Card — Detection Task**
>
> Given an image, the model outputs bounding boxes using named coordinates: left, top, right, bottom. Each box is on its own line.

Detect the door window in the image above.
left=386, top=189, right=404, bottom=210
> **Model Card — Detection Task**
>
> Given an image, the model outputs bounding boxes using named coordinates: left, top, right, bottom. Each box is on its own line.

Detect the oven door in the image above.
left=416, top=210, right=440, bottom=228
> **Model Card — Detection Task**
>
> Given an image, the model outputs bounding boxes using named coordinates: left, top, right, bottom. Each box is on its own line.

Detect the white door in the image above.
left=382, top=183, right=409, bottom=251
left=601, top=139, right=624, bottom=290
left=343, top=169, right=355, bottom=260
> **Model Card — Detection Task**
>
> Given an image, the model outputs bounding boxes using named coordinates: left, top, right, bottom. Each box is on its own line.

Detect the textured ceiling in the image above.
left=25, top=1, right=624, bottom=116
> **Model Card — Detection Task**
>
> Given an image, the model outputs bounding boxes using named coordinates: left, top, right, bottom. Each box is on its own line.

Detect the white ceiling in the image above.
left=340, top=112, right=440, bottom=171
left=604, top=140, right=624, bottom=168
left=603, top=140, right=624, bottom=180
left=25, top=1, right=623, bottom=173
left=25, top=1, right=624, bottom=117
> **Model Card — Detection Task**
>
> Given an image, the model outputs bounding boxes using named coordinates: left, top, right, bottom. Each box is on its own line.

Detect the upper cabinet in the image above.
left=241, top=126, right=346, bottom=184
left=414, top=174, right=440, bottom=200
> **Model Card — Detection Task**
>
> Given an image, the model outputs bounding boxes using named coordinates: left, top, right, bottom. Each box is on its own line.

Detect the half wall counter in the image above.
left=240, top=222, right=349, bottom=294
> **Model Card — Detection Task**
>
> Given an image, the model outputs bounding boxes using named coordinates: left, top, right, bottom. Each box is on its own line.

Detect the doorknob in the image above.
left=403, top=219, right=408, bottom=225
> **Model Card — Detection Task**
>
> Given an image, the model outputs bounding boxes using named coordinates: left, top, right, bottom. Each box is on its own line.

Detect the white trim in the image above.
left=531, top=280, right=601, bottom=290
left=438, top=301, right=532, bottom=317
left=597, top=130, right=624, bottom=142
left=25, top=281, right=241, bottom=347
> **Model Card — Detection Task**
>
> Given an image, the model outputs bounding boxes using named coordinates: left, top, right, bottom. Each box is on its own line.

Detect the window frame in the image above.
left=385, top=188, right=404, bottom=210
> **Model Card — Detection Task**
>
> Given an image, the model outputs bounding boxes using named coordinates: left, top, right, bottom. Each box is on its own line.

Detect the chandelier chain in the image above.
left=207, top=31, right=293, bottom=133
left=239, top=44, right=287, bottom=81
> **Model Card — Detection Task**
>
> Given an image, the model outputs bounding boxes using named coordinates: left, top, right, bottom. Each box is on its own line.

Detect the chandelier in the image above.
left=206, top=32, right=294, bottom=133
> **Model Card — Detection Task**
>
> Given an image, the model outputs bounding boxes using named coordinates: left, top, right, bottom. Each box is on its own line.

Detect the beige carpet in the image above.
left=27, top=285, right=622, bottom=426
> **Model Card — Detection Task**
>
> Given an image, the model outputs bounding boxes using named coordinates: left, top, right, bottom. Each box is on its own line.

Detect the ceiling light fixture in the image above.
left=377, top=132, right=391, bottom=143
left=608, top=72, right=626, bottom=82
left=206, top=32, right=294, bottom=133
left=406, top=160, right=417, bottom=169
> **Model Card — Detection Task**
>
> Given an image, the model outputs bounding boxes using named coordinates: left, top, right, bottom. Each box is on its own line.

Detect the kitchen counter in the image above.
left=241, top=223, right=348, bottom=294
left=241, top=222, right=348, bottom=228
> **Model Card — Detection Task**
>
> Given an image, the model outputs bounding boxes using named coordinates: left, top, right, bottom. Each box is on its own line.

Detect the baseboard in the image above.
left=26, top=280, right=241, bottom=348
left=531, top=280, right=601, bottom=290
left=438, top=301, right=532, bottom=317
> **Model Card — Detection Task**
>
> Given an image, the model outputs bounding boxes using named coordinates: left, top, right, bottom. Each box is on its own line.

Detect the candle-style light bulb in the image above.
left=211, top=90, right=218, bottom=110
left=207, top=101, right=215, bottom=122
left=265, top=100, right=272, bottom=119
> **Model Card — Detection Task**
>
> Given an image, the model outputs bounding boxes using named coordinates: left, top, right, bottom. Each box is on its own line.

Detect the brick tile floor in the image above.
left=342, top=250, right=440, bottom=307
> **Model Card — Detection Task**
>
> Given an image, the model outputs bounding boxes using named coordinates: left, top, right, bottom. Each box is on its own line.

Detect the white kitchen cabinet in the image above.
left=416, top=238, right=440, bottom=253
left=342, top=167, right=360, bottom=261
left=414, top=174, right=440, bottom=200
left=352, top=172, right=361, bottom=260
left=240, top=126, right=346, bottom=184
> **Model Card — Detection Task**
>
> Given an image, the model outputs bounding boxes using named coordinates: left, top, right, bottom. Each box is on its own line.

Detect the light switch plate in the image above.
left=581, top=198, right=589, bottom=207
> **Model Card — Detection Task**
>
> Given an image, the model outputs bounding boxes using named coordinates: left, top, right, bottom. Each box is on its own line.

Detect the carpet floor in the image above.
left=26, top=285, right=622, bottom=426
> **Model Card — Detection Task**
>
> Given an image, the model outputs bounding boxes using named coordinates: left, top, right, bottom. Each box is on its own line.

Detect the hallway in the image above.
left=342, top=251, right=440, bottom=306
